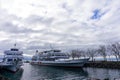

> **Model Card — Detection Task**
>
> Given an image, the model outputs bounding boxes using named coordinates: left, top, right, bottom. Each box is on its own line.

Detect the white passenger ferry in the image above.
left=31, top=50, right=89, bottom=67
left=0, top=44, right=23, bottom=72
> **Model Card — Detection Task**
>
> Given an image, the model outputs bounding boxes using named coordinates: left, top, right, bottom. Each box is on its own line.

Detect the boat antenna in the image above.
left=35, top=50, right=38, bottom=55
left=36, top=50, right=38, bottom=53
left=50, top=44, right=53, bottom=50
left=14, top=43, right=17, bottom=48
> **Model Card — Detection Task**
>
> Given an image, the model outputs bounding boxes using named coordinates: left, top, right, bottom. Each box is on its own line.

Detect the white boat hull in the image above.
left=31, top=58, right=89, bottom=67
left=4, top=66, right=18, bottom=72
left=4, top=64, right=22, bottom=72
left=0, top=62, right=23, bottom=72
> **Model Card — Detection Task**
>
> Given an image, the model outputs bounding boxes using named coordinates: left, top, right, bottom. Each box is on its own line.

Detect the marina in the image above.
left=0, top=47, right=120, bottom=80
left=0, top=0, right=120, bottom=80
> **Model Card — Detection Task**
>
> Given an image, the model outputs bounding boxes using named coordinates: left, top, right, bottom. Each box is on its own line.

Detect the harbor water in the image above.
left=0, top=63, right=120, bottom=80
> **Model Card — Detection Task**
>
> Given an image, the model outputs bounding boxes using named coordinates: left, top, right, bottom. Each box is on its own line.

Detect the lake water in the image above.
left=0, top=63, right=120, bottom=80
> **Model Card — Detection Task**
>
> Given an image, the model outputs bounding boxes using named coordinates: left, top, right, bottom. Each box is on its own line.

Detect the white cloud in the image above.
left=0, top=31, right=10, bottom=41
left=0, top=0, right=120, bottom=55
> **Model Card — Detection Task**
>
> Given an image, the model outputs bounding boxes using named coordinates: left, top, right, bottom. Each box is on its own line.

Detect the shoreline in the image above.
left=84, top=61, right=120, bottom=69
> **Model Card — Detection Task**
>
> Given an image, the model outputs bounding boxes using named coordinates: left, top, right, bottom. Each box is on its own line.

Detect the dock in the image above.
left=84, top=61, right=120, bottom=69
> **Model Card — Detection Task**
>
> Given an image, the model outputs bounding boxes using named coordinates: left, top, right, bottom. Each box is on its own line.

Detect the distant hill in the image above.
left=0, top=55, right=3, bottom=59
left=23, top=56, right=32, bottom=61
left=0, top=55, right=3, bottom=61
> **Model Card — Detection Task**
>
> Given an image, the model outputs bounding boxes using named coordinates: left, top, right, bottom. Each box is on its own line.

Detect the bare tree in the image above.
left=70, top=50, right=77, bottom=60
left=98, top=45, right=107, bottom=61
left=86, top=49, right=96, bottom=61
left=76, top=50, right=82, bottom=59
left=109, top=43, right=120, bottom=61
left=81, top=50, right=87, bottom=58
left=70, top=49, right=83, bottom=59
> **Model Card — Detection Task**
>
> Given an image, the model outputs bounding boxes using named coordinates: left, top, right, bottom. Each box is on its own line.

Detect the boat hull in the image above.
left=31, top=58, right=89, bottom=67
left=0, top=62, right=23, bottom=72
left=4, top=66, right=18, bottom=72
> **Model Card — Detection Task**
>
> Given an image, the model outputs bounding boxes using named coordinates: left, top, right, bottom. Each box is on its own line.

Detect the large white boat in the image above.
left=31, top=50, right=89, bottom=67
left=0, top=44, right=23, bottom=72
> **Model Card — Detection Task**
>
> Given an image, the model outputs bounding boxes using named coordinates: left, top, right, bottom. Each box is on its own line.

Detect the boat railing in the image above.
left=0, top=61, right=13, bottom=66
left=4, top=55, right=23, bottom=58
left=6, top=62, right=14, bottom=65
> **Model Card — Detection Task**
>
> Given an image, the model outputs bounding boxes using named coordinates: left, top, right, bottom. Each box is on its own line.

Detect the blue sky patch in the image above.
left=91, top=9, right=106, bottom=20
left=91, top=9, right=101, bottom=19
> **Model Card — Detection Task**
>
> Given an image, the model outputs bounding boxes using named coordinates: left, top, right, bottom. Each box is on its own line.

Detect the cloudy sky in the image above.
left=0, top=0, right=120, bottom=56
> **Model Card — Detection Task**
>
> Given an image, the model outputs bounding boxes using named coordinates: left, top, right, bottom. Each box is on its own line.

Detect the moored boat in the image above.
left=0, top=44, right=23, bottom=72
left=31, top=50, right=89, bottom=67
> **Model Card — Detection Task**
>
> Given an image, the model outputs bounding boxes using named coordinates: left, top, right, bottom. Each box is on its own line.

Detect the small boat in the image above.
left=0, top=44, right=23, bottom=72
left=31, top=50, right=89, bottom=67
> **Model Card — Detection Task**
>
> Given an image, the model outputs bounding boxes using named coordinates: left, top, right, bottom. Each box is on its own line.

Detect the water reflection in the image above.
left=84, top=68, right=120, bottom=80
left=21, top=64, right=88, bottom=80
left=0, top=68, right=23, bottom=80
left=1, top=63, right=120, bottom=80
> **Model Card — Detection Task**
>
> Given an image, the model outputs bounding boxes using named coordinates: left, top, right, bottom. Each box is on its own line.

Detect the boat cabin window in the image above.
left=7, top=53, right=12, bottom=55
left=7, top=59, right=13, bottom=62
left=11, top=49, right=18, bottom=51
left=53, top=50, right=61, bottom=52
left=19, top=59, right=22, bottom=61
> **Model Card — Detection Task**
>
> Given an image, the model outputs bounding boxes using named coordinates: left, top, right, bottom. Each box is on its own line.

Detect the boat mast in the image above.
left=14, top=43, right=16, bottom=48
left=36, top=50, right=39, bottom=60
left=50, top=44, right=53, bottom=50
